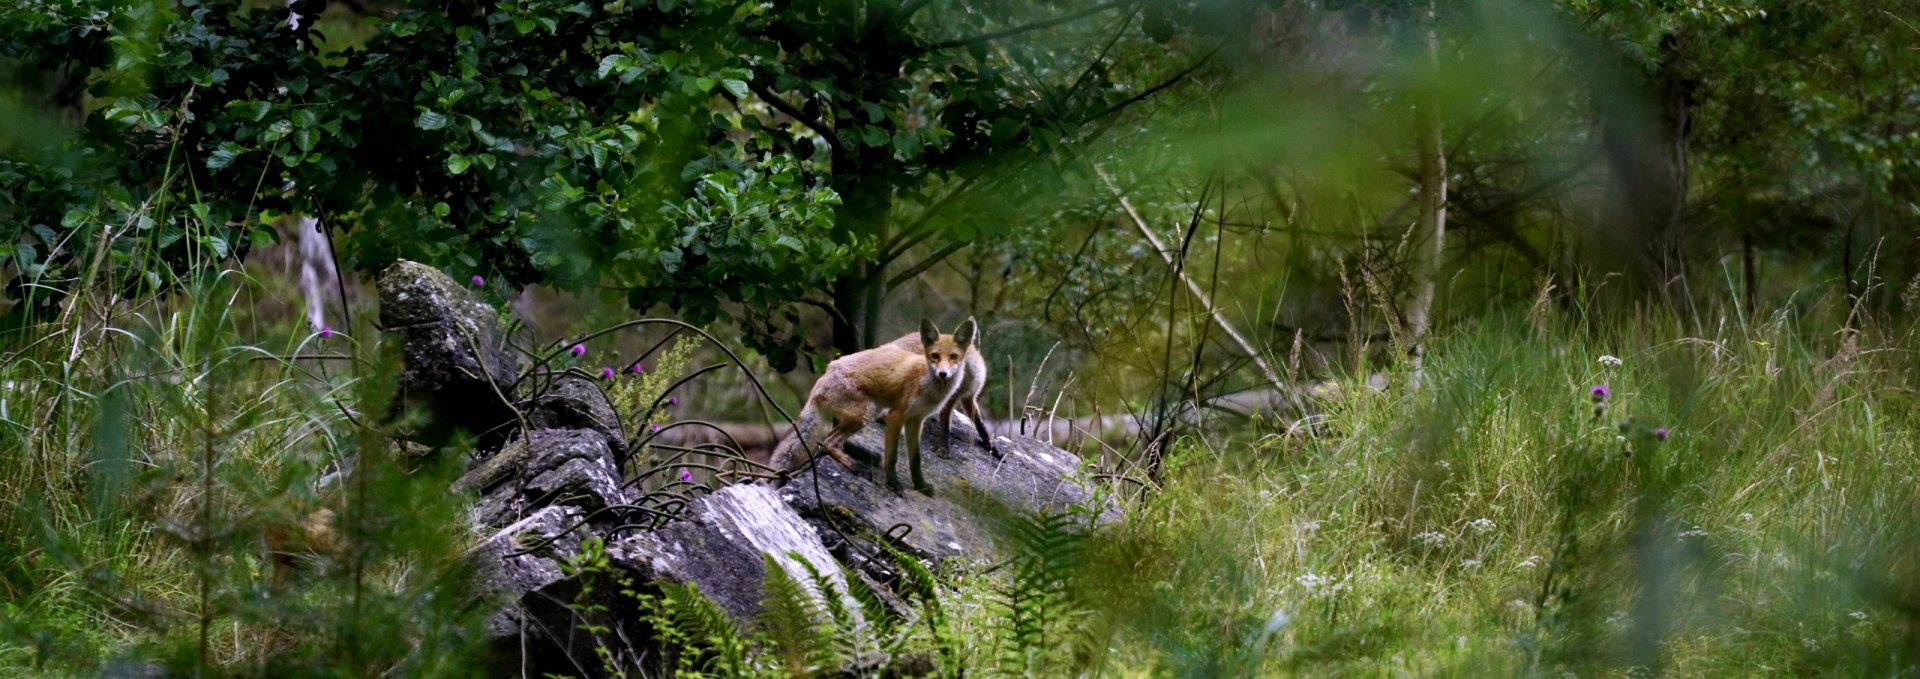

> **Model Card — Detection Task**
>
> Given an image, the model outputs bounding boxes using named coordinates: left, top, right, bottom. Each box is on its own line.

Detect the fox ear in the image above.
left=955, top=317, right=978, bottom=347
left=919, top=318, right=940, bottom=347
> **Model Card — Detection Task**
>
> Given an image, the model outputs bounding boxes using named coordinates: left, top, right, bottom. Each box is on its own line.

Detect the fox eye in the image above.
left=949, top=353, right=959, bottom=361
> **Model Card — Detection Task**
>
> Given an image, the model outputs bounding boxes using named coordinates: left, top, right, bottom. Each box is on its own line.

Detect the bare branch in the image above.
left=925, top=0, right=1133, bottom=51
left=1079, top=42, right=1222, bottom=124
left=886, top=239, right=972, bottom=290
left=749, top=82, right=843, bottom=152
left=1096, top=165, right=1286, bottom=392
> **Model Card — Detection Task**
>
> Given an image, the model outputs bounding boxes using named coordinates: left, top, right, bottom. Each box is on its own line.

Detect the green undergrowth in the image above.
left=0, top=274, right=486, bottom=676
left=8, top=284, right=1920, bottom=677
left=1068, top=308, right=1920, bottom=676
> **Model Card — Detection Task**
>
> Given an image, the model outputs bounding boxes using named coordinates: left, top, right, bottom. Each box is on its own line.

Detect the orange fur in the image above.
left=772, top=318, right=975, bottom=493
left=887, top=316, right=996, bottom=458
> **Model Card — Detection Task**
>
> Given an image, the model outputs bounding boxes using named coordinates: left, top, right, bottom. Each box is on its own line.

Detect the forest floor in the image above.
left=3, top=284, right=1916, bottom=676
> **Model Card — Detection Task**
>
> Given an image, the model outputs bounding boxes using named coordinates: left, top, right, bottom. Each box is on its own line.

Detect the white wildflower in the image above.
left=1679, top=526, right=1710, bottom=538
left=1468, top=518, right=1496, bottom=534
left=1518, top=555, right=1542, bottom=568
left=1460, top=559, right=1482, bottom=569
left=1295, top=572, right=1326, bottom=592
left=1850, top=610, right=1868, bottom=621
left=1414, top=531, right=1448, bottom=547
left=1740, top=512, right=1755, bottom=521
left=1598, top=355, right=1623, bottom=367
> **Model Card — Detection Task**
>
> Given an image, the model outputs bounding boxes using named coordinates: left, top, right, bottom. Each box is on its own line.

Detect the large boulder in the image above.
left=376, top=259, right=1119, bottom=675
left=522, top=376, right=628, bottom=463
left=377, top=260, right=518, bottom=448
left=462, top=429, right=630, bottom=531
left=778, top=415, right=1119, bottom=568
left=612, top=484, right=863, bottom=625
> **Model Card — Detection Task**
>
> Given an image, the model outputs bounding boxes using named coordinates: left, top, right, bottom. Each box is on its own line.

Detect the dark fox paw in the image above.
left=913, top=483, right=935, bottom=497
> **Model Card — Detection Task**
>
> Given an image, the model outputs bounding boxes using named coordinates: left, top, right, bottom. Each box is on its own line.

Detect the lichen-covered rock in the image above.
left=612, top=484, right=862, bottom=626
left=377, top=260, right=517, bottom=448
left=522, top=376, right=628, bottom=462
left=778, top=415, right=1119, bottom=566
left=465, top=429, right=627, bottom=531
left=471, top=505, right=590, bottom=641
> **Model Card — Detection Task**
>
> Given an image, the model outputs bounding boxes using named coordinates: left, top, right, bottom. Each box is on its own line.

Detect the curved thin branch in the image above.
left=924, top=0, right=1133, bottom=51
left=749, top=82, right=842, bottom=152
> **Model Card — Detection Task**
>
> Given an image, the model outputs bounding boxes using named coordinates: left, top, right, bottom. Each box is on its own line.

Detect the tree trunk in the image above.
left=830, top=271, right=872, bottom=356
left=828, top=189, right=894, bottom=355
left=1596, top=33, right=1693, bottom=317
left=1405, top=0, right=1446, bottom=375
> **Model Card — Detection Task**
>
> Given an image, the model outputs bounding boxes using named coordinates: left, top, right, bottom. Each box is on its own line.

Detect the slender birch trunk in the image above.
left=1406, top=0, right=1447, bottom=378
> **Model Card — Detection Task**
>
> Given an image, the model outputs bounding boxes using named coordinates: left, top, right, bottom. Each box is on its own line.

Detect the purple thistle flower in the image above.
left=1654, top=427, right=1670, bottom=441
left=570, top=343, right=586, bottom=357
left=649, top=423, right=660, bottom=433
left=679, top=469, right=692, bottom=482
left=1590, top=384, right=1609, bottom=402
left=600, top=366, right=615, bottom=379
left=667, top=396, right=678, bottom=406
left=631, top=363, right=646, bottom=373
left=470, top=274, right=485, bottom=287
left=319, top=325, right=334, bottom=339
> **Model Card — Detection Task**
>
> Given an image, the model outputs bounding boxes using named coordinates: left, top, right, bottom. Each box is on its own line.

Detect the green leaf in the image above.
left=720, top=79, right=750, bottom=99
left=206, top=143, right=242, bottom=170
left=416, top=110, right=449, bottom=130
left=230, top=100, right=271, bottom=122
left=446, top=154, right=471, bottom=175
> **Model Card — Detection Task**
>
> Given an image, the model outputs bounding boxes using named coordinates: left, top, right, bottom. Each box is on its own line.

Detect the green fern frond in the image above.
left=650, top=581, right=759, bottom=677
left=793, top=551, right=874, bottom=672
left=991, top=511, right=1093, bottom=676
left=758, top=552, right=833, bottom=676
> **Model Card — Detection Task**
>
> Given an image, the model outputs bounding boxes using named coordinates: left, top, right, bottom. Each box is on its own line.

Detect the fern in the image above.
left=887, top=542, right=962, bottom=674
left=793, top=551, right=875, bottom=672
left=991, top=511, right=1092, bottom=676
left=756, top=552, right=835, bottom=676
left=641, top=581, right=761, bottom=678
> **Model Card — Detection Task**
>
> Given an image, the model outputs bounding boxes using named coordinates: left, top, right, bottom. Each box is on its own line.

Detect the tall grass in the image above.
left=0, top=268, right=485, bottom=675
left=1043, top=305, right=1920, bottom=675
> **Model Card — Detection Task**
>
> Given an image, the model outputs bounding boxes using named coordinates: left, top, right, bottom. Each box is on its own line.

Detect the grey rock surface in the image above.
left=465, top=429, right=629, bottom=531
left=523, top=376, right=628, bottom=462
left=612, top=484, right=862, bottom=625
left=376, top=260, right=517, bottom=448
left=472, top=505, right=590, bottom=641
left=778, top=414, right=1119, bottom=566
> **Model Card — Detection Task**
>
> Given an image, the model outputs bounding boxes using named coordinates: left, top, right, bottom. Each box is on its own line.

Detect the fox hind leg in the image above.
left=962, top=395, right=998, bottom=458
left=936, top=405, right=957, bottom=458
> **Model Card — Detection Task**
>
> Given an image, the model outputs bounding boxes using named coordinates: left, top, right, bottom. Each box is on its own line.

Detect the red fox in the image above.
left=887, top=319, right=997, bottom=458
left=771, top=318, right=976, bottom=493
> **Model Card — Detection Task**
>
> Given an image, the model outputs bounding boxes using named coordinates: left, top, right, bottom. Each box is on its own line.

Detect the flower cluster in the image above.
left=1587, top=355, right=1672, bottom=445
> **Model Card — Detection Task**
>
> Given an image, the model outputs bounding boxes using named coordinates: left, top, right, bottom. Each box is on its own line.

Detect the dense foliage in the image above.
left=1, top=0, right=1227, bottom=360
left=8, top=0, right=1920, bottom=676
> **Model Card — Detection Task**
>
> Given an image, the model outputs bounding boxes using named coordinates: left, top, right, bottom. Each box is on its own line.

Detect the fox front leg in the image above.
left=906, top=418, right=933, bottom=495
left=882, top=410, right=906, bottom=492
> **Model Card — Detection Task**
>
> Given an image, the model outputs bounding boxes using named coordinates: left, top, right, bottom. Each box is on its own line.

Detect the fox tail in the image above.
left=765, top=402, right=820, bottom=482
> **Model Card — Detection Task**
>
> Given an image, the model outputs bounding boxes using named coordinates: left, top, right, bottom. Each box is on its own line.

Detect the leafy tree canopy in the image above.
left=1, top=0, right=1221, bottom=364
